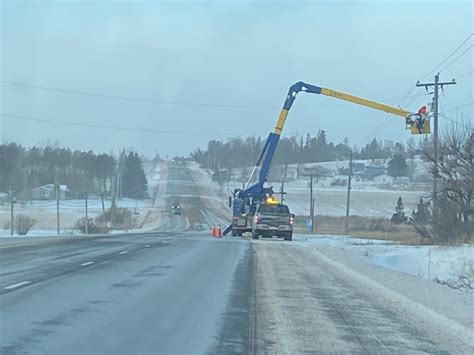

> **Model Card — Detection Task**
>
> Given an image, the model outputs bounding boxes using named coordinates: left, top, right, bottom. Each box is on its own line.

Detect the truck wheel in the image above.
left=237, top=231, right=243, bottom=237
left=231, top=230, right=237, bottom=237
left=284, top=233, right=293, bottom=241
left=252, top=231, right=259, bottom=240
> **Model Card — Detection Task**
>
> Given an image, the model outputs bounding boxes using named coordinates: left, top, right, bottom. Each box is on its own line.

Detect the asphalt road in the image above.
left=1, top=162, right=472, bottom=354
left=0, top=233, right=251, bottom=354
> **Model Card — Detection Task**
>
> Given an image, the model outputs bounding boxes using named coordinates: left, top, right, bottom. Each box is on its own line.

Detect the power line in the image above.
left=438, top=97, right=472, bottom=130
left=439, top=95, right=446, bottom=117
left=454, top=69, right=474, bottom=79
left=419, top=33, right=473, bottom=82
left=440, top=101, right=473, bottom=113
left=0, top=113, right=256, bottom=136
left=398, top=87, right=417, bottom=108
left=357, top=117, right=393, bottom=146
left=403, top=90, right=427, bottom=110
left=398, top=33, right=473, bottom=107
left=1, top=112, right=401, bottom=138
left=325, top=122, right=399, bottom=133
left=0, top=80, right=279, bottom=108
left=438, top=45, right=474, bottom=73
left=0, top=79, right=423, bottom=109
left=439, top=114, right=472, bottom=130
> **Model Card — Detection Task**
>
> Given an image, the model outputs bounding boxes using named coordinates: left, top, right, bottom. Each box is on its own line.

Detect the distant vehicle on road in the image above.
left=171, top=203, right=181, bottom=215
left=251, top=200, right=293, bottom=241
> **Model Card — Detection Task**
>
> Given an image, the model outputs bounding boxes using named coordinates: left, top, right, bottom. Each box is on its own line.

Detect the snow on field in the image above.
left=295, top=234, right=474, bottom=289
left=0, top=197, right=153, bottom=235
left=224, top=158, right=431, bottom=218
left=284, top=186, right=426, bottom=217
left=0, top=161, right=162, bottom=234
left=0, top=229, right=82, bottom=238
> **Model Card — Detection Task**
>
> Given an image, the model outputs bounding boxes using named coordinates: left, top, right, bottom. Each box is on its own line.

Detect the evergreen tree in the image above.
left=387, top=154, right=409, bottom=177
left=121, top=152, right=148, bottom=199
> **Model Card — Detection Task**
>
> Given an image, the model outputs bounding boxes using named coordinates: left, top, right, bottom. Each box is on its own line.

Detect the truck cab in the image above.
left=251, top=199, right=293, bottom=241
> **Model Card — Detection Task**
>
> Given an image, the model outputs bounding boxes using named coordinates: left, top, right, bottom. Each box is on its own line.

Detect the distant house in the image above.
left=393, top=177, right=410, bottom=186
left=352, top=163, right=365, bottom=173
left=373, top=174, right=393, bottom=184
left=302, top=166, right=334, bottom=178
left=412, top=173, right=432, bottom=182
left=31, top=184, right=69, bottom=200
left=355, top=165, right=386, bottom=181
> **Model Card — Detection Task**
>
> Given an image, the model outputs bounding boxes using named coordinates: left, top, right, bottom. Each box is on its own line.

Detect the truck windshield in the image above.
left=258, top=205, right=290, bottom=214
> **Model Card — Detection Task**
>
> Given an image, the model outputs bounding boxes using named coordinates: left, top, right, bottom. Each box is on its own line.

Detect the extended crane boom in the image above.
left=224, top=81, right=429, bottom=236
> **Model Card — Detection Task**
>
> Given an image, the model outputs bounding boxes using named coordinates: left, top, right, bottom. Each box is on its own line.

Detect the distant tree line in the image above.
left=191, top=130, right=410, bottom=172
left=0, top=143, right=148, bottom=200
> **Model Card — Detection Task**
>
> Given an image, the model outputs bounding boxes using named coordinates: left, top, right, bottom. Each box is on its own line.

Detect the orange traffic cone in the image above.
left=216, top=225, right=222, bottom=238
left=211, top=225, right=217, bottom=237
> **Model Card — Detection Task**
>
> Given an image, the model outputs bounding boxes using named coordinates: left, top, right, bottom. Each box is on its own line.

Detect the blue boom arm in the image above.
left=239, top=82, right=322, bottom=201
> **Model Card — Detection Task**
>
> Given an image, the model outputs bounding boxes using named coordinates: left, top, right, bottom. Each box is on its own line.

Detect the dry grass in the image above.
left=350, top=228, right=422, bottom=244
left=294, top=215, right=423, bottom=244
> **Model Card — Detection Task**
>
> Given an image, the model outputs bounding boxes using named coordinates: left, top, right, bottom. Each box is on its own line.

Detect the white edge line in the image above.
left=119, top=251, right=129, bottom=255
left=4, top=281, right=31, bottom=290
left=81, top=261, right=94, bottom=266
left=145, top=245, right=151, bottom=248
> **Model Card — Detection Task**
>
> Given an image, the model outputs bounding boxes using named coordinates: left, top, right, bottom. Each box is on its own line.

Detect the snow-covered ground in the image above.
left=0, top=161, right=161, bottom=236
left=0, top=228, right=82, bottom=238
left=0, top=197, right=153, bottom=234
left=295, top=234, right=474, bottom=291
left=225, top=159, right=431, bottom=218
left=284, top=184, right=427, bottom=217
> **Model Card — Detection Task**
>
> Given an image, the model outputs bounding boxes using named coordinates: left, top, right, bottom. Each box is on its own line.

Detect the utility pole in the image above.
left=416, top=74, right=456, bottom=215
left=118, top=170, right=123, bottom=200
left=116, top=170, right=121, bottom=203
left=56, top=182, right=60, bottom=235
left=101, top=180, right=107, bottom=229
left=309, top=173, right=315, bottom=233
left=84, top=176, right=89, bottom=235
left=345, top=150, right=353, bottom=234
left=217, top=160, right=223, bottom=192
left=280, top=180, right=285, bottom=203
left=280, top=163, right=288, bottom=203
left=111, top=174, right=117, bottom=229
left=9, top=186, right=14, bottom=236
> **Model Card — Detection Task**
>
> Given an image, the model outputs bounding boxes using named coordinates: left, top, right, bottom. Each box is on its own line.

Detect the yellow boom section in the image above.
left=273, top=82, right=430, bottom=136
left=320, top=88, right=410, bottom=118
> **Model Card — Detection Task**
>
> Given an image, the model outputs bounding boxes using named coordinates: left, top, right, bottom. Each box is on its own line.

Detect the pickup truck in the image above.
left=251, top=203, right=293, bottom=241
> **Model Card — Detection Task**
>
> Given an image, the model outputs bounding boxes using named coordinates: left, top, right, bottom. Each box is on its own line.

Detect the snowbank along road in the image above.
left=0, top=161, right=472, bottom=354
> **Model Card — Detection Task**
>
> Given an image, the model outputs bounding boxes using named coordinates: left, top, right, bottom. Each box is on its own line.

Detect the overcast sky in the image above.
left=1, top=0, right=472, bottom=157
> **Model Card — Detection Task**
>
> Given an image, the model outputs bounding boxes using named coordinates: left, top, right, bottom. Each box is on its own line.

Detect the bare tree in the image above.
left=421, top=123, right=473, bottom=242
